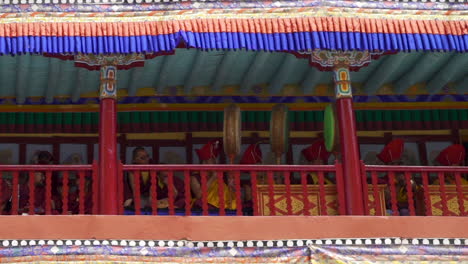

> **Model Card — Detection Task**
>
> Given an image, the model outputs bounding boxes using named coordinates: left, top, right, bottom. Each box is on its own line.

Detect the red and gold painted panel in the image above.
left=257, top=184, right=386, bottom=216
left=428, top=185, right=468, bottom=216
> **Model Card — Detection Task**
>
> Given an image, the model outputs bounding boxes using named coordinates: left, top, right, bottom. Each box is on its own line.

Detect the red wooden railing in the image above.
left=0, top=162, right=98, bottom=215
left=120, top=161, right=346, bottom=216
left=361, top=162, right=468, bottom=216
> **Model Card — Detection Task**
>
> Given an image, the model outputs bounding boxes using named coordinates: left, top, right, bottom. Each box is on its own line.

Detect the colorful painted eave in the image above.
left=0, top=0, right=467, bottom=54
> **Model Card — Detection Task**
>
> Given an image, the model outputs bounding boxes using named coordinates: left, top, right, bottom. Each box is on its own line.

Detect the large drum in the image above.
left=223, top=104, right=241, bottom=164
left=270, top=104, right=290, bottom=165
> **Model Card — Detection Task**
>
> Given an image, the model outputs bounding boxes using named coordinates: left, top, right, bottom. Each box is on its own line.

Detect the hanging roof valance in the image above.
left=0, top=4, right=467, bottom=55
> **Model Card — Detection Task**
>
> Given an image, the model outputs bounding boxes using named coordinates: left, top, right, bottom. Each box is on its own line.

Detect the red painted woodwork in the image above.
left=454, top=172, right=466, bottom=216
left=404, top=171, right=416, bottom=216
left=217, top=171, right=225, bottom=216
left=363, top=165, right=468, bottom=216
left=251, top=171, right=259, bottom=216
left=284, top=171, right=292, bottom=215
left=167, top=171, right=175, bottom=215
left=62, top=171, right=69, bottom=215
left=336, top=97, right=365, bottom=215
left=98, top=98, right=119, bottom=215
left=150, top=170, right=158, bottom=216
left=184, top=170, right=191, bottom=216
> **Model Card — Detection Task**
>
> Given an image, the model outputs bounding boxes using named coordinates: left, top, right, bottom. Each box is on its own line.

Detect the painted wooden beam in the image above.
left=268, top=54, right=298, bottom=94
left=184, top=50, right=208, bottom=94
left=128, top=67, right=145, bottom=96
left=156, top=54, right=180, bottom=92
left=426, top=53, right=468, bottom=94
left=45, top=58, right=62, bottom=104
left=72, top=67, right=87, bottom=103
left=240, top=52, right=270, bottom=93
left=300, top=67, right=325, bottom=94
left=454, top=75, right=468, bottom=94
left=363, top=53, right=410, bottom=94
left=211, top=51, right=238, bottom=92
left=394, top=53, right=453, bottom=94
left=15, top=55, right=31, bottom=104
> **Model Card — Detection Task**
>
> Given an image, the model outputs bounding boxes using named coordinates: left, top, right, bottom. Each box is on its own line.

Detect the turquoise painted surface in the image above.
left=0, top=50, right=466, bottom=103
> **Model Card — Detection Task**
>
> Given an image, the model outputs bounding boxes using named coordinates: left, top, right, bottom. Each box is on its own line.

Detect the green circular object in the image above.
left=324, top=104, right=335, bottom=152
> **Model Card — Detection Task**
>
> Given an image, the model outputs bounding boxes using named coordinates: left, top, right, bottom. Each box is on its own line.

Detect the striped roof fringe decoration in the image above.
left=0, top=5, right=467, bottom=54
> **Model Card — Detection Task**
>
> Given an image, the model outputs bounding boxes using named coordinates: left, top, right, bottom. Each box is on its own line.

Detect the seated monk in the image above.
left=300, top=139, right=334, bottom=185
left=150, top=169, right=186, bottom=209
left=239, top=143, right=264, bottom=209
left=433, top=144, right=468, bottom=185
left=19, top=151, right=58, bottom=215
left=190, top=140, right=237, bottom=211
left=124, top=148, right=185, bottom=211
left=53, top=177, right=93, bottom=214
left=377, top=139, right=421, bottom=216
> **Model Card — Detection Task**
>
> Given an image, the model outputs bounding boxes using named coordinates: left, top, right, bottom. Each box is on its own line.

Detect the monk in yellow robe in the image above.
left=190, top=140, right=237, bottom=211
left=300, top=139, right=334, bottom=185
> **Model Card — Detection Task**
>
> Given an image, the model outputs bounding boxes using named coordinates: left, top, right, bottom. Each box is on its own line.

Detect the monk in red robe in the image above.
left=239, top=143, right=263, bottom=209
left=376, top=139, right=421, bottom=216
left=433, top=144, right=468, bottom=185
left=124, top=147, right=185, bottom=211
left=190, top=140, right=237, bottom=211
left=300, top=139, right=334, bottom=185
left=19, top=151, right=58, bottom=215
left=53, top=177, right=93, bottom=214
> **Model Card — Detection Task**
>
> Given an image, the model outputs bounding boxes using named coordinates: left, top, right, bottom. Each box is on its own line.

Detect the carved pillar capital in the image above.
left=100, top=65, right=117, bottom=99
left=73, top=54, right=146, bottom=100
left=302, top=50, right=379, bottom=99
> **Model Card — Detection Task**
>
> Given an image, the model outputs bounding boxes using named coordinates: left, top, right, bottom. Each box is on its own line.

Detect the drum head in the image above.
left=223, top=104, right=241, bottom=163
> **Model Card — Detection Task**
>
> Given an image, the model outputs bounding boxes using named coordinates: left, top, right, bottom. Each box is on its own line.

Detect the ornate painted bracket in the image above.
left=304, top=50, right=383, bottom=99
left=74, top=54, right=146, bottom=99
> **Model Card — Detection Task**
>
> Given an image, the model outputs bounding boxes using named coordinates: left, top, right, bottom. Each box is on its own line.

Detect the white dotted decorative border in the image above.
left=0, top=0, right=464, bottom=5
left=1, top=238, right=467, bottom=248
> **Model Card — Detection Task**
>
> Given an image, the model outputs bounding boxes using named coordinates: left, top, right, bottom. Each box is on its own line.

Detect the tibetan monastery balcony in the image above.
left=0, top=162, right=466, bottom=217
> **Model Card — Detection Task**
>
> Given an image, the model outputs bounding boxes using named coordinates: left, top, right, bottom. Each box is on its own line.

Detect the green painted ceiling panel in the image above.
left=0, top=50, right=466, bottom=101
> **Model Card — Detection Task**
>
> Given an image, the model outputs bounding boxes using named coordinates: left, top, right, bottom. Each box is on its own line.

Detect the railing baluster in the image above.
left=62, top=171, right=69, bottom=215
left=371, top=171, right=381, bottom=216
left=150, top=170, right=158, bottom=216
left=184, top=170, right=191, bottom=216
left=201, top=171, right=208, bottom=216
left=421, top=171, right=432, bottom=216
left=335, top=161, right=346, bottom=215
left=360, top=161, right=370, bottom=215
left=454, top=172, right=466, bottom=216
left=28, top=171, right=35, bottom=215
left=267, top=171, right=275, bottom=216
left=404, top=172, right=416, bottom=216
left=117, top=162, right=123, bottom=215
left=251, top=171, right=259, bottom=216
left=318, top=171, right=327, bottom=216
left=284, top=171, right=292, bottom=216
left=78, top=171, right=85, bottom=215
left=0, top=173, right=3, bottom=215
left=438, top=172, right=449, bottom=216
left=134, top=170, right=141, bottom=215
left=167, top=170, right=175, bottom=216
left=12, top=171, right=19, bottom=215
left=92, top=161, right=99, bottom=215
left=388, top=171, right=399, bottom=216
left=45, top=171, right=52, bottom=215
left=300, top=171, right=309, bottom=216
left=217, top=171, right=225, bottom=216
left=234, top=170, right=242, bottom=216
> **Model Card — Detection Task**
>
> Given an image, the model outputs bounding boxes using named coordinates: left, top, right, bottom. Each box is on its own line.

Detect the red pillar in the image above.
left=98, top=65, right=119, bottom=215
left=334, top=66, right=364, bottom=215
